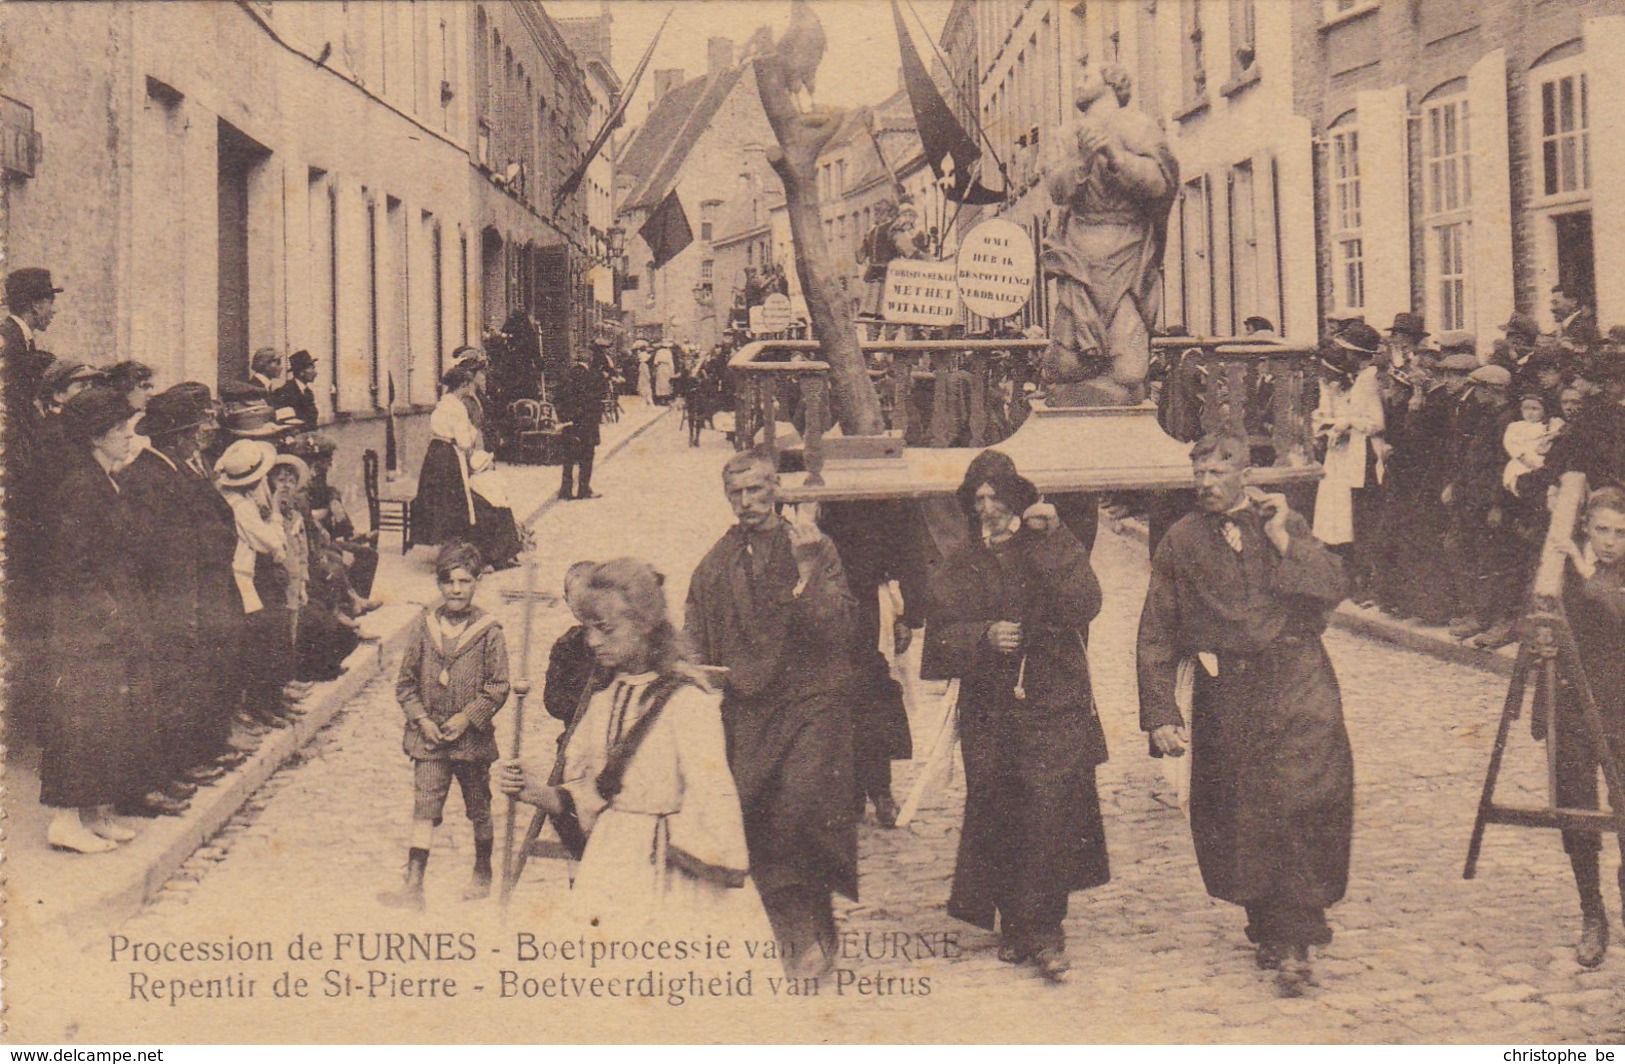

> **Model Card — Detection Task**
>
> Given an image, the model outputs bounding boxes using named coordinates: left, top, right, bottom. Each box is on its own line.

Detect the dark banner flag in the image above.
left=639, top=189, right=694, bottom=269
left=892, top=0, right=1003, bottom=206
left=553, top=9, right=672, bottom=215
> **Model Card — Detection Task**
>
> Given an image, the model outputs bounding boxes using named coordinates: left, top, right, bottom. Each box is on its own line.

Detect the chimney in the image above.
left=652, top=68, right=686, bottom=104
left=708, top=37, right=734, bottom=78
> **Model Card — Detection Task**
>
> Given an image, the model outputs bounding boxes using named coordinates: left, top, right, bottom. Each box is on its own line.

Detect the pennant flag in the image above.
left=639, top=189, right=694, bottom=270
left=385, top=371, right=398, bottom=472
left=892, top=1, right=1003, bottom=206
left=554, top=9, right=673, bottom=214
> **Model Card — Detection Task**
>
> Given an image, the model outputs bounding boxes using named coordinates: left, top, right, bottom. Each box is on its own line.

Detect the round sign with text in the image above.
left=955, top=218, right=1034, bottom=320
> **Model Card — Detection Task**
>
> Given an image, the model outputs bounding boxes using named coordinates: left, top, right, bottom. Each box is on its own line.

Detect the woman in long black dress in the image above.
left=39, top=386, right=152, bottom=853
left=411, top=364, right=522, bottom=570
left=922, top=453, right=1110, bottom=982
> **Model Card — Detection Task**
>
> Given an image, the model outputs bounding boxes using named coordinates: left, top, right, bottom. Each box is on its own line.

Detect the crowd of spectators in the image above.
left=1309, top=286, right=1622, bottom=649
left=3, top=268, right=382, bottom=853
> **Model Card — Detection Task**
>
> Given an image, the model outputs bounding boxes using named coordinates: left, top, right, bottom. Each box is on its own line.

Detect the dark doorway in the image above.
left=1554, top=211, right=1596, bottom=311
left=537, top=244, right=572, bottom=386
left=217, top=121, right=270, bottom=385
left=481, top=226, right=505, bottom=332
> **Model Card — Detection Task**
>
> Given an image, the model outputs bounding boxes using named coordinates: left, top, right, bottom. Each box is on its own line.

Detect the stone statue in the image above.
left=1040, top=58, right=1179, bottom=406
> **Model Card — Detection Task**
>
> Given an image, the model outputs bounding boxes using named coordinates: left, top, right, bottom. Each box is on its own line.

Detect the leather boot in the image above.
left=464, top=838, right=494, bottom=901
left=378, top=848, right=428, bottom=911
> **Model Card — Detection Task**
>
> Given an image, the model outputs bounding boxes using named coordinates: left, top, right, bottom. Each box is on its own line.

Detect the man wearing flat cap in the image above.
left=1496, top=313, right=1541, bottom=371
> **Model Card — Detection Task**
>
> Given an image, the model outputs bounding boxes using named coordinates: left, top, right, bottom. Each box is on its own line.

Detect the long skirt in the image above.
left=1189, top=639, right=1353, bottom=911
left=569, top=809, right=774, bottom=941
left=412, top=438, right=473, bottom=546
left=949, top=695, right=1110, bottom=934
left=39, top=636, right=151, bottom=808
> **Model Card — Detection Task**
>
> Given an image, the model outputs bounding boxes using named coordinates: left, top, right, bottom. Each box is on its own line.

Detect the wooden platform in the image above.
left=777, top=403, right=1321, bottom=503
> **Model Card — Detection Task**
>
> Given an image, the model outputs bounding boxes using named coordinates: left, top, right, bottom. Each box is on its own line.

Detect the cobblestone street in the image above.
left=13, top=416, right=1623, bottom=1043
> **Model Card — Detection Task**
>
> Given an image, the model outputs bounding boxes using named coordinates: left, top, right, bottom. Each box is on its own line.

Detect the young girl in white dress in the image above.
left=499, top=558, right=771, bottom=937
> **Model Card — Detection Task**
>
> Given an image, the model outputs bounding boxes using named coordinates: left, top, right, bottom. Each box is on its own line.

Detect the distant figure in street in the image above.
left=381, top=541, right=510, bottom=910
left=1548, top=487, right=1625, bottom=967
left=924, top=453, right=1110, bottom=982
left=1312, top=322, right=1386, bottom=606
left=1137, top=434, right=1353, bottom=997
left=685, top=452, right=858, bottom=978
left=653, top=345, right=676, bottom=406
left=557, top=345, right=607, bottom=501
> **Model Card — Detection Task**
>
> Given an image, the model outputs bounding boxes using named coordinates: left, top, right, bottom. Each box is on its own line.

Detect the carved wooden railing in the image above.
left=728, top=337, right=1323, bottom=483
left=1151, top=336, right=1321, bottom=467
left=729, top=339, right=1049, bottom=485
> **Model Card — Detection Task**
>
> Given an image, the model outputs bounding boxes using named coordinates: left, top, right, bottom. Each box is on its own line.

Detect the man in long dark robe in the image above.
left=819, top=499, right=929, bottom=827
left=686, top=451, right=857, bottom=979
left=924, top=463, right=1109, bottom=982
left=1137, top=434, right=1353, bottom=996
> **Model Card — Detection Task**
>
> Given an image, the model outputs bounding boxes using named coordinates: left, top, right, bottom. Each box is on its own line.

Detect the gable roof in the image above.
left=617, top=74, right=712, bottom=185
left=619, top=63, right=749, bottom=215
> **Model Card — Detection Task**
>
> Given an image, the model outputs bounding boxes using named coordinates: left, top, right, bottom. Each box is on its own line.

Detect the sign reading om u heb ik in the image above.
left=882, top=219, right=1035, bottom=325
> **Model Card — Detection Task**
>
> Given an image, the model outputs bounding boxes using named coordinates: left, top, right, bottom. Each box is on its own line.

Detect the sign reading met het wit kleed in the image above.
left=882, top=259, right=959, bottom=326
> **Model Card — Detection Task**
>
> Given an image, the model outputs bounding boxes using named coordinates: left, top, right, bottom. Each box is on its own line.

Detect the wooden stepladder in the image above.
left=1464, top=603, right=1625, bottom=878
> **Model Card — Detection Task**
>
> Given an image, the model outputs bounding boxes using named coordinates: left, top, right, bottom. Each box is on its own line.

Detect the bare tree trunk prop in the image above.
left=753, top=54, right=884, bottom=436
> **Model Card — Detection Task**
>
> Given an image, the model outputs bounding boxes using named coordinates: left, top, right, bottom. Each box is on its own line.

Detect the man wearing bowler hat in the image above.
left=273, top=350, right=321, bottom=431
left=1385, top=313, right=1429, bottom=366
left=3, top=267, right=61, bottom=404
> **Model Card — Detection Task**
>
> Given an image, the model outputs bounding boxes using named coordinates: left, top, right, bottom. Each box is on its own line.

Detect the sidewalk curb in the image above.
left=1108, top=517, right=1516, bottom=679
left=42, top=405, right=674, bottom=935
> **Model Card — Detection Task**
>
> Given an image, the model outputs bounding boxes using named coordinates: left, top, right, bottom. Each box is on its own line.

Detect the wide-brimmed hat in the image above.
left=1387, top=313, right=1429, bottom=339
left=221, top=399, right=289, bottom=438
left=40, top=359, right=105, bottom=395
left=1331, top=322, right=1384, bottom=355
left=1500, top=313, right=1540, bottom=341
left=137, top=385, right=215, bottom=437
left=59, top=386, right=134, bottom=443
left=5, top=268, right=63, bottom=307
left=214, top=439, right=278, bottom=488
left=1466, top=365, right=1513, bottom=387
left=268, top=452, right=311, bottom=490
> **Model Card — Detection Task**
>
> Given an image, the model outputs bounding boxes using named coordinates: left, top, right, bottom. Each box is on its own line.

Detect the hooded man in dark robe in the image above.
left=685, top=451, right=858, bottom=979
left=1137, top=434, right=1353, bottom=997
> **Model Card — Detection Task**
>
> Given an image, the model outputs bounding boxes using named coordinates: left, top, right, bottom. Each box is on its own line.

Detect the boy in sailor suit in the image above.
left=380, top=541, right=511, bottom=909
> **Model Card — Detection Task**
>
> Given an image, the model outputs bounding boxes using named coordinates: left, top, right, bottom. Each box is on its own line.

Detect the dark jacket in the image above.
left=544, top=624, right=605, bottom=723
left=39, top=446, right=154, bottom=807
left=923, top=521, right=1111, bottom=930
left=557, top=361, right=606, bottom=448
left=272, top=378, right=321, bottom=430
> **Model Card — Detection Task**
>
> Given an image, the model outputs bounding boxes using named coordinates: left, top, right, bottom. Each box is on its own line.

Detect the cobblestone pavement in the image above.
left=18, top=418, right=1624, bottom=1043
